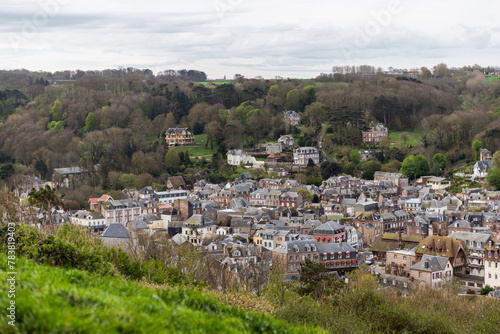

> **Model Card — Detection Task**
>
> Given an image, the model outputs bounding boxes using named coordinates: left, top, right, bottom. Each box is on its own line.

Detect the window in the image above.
left=290, top=264, right=293, bottom=271
left=290, top=256, right=293, bottom=261
left=489, top=274, right=492, bottom=279
left=489, top=261, right=492, bottom=267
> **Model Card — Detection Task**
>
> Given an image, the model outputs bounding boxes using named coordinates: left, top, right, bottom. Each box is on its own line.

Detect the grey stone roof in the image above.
left=447, top=220, right=471, bottom=229
left=102, top=224, right=131, bottom=238
left=314, top=221, right=345, bottom=235
left=273, top=240, right=318, bottom=254
left=449, top=231, right=491, bottom=244
left=410, top=254, right=449, bottom=272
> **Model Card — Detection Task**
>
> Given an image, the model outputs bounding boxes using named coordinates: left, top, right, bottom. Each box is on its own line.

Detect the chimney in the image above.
left=398, top=228, right=402, bottom=248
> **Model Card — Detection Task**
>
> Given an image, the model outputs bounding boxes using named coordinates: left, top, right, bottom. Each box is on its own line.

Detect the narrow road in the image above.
left=315, top=123, right=335, bottom=162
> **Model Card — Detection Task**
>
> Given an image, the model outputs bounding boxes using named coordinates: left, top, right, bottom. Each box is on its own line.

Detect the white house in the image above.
left=227, top=149, right=264, bottom=167
left=71, top=210, right=106, bottom=228
left=485, top=235, right=500, bottom=289
left=473, top=160, right=493, bottom=179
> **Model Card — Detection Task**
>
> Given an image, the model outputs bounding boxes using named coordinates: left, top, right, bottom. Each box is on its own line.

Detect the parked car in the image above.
left=365, top=258, right=374, bottom=265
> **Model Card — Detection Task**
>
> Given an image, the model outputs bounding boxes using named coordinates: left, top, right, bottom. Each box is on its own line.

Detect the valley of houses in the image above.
left=17, top=167, right=500, bottom=296
left=12, top=117, right=500, bottom=295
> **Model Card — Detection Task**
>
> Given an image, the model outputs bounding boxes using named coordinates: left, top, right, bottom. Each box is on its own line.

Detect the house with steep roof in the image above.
left=480, top=148, right=492, bottom=161
left=447, top=220, right=472, bottom=234
left=165, top=128, right=195, bottom=146
left=414, top=235, right=468, bottom=274
left=284, top=110, right=301, bottom=126
left=167, top=176, right=186, bottom=190
left=101, top=223, right=133, bottom=249
left=450, top=231, right=491, bottom=277
left=370, top=233, right=423, bottom=260
left=278, top=135, right=297, bottom=149
left=362, top=124, right=388, bottom=145
left=410, top=254, right=453, bottom=288
left=473, top=160, right=493, bottom=178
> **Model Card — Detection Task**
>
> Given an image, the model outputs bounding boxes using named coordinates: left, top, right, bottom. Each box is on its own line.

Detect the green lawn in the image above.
left=485, top=75, right=500, bottom=83
left=0, top=255, right=324, bottom=334
left=193, top=80, right=233, bottom=87
left=171, top=134, right=219, bottom=159
left=388, top=130, right=422, bottom=146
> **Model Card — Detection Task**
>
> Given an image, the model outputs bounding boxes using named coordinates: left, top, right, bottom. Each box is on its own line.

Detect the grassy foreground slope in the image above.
left=0, top=255, right=325, bottom=334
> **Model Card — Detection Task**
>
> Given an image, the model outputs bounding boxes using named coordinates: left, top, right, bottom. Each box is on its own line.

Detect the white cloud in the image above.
left=0, top=0, right=499, bottom=78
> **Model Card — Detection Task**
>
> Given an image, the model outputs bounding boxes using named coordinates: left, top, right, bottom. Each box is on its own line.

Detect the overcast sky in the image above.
left=1, top=0, right=499, bottom=79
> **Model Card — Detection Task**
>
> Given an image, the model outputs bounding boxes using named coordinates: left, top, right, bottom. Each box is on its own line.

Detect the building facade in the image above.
left=293, top=147, right=319, bottom=166
left=165, top=128, right=195, bottom=146
left=485, top=235, right=500, bottom=289
left=362, top=124, right=388, bottom=145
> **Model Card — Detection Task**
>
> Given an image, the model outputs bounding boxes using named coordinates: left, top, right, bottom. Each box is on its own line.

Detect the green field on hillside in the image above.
left=171, top=134, right=219, bottom=159
left=485, top=75, right=500, bottom=83
left=388, top=130, right=422, bottom=146
left=193, top=80, right=233, bottom=87
left=0, top=255, right=324, bottom=334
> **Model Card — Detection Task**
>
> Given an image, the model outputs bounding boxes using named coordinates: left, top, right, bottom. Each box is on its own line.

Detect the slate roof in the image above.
left=314, top=221, right=345, bottom=235
left=102, top=224, right=131, bottom=238
left=447, top=220, right=471, bottom=229
left=273, top=240, right=318, bottom=254
left=410, top=254, right=449, bottom=272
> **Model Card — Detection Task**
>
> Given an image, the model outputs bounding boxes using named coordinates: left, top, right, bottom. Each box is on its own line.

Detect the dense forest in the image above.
left=0, top=64, right=499, bottom=205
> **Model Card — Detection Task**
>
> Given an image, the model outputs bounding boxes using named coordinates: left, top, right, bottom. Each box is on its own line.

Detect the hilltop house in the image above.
left=284, top=110, right=301, bottom=126
left=165, top=128, right=195, bottom=146
left=278, top=135, right=297, bottom=149
left=362, top=124, right=388, bottom=145
left=480, top=148, right=492, bottom=161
